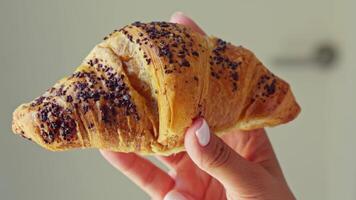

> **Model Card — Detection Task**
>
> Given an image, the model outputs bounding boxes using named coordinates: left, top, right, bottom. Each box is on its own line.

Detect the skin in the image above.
left=100, top=12, right=296, bottom=200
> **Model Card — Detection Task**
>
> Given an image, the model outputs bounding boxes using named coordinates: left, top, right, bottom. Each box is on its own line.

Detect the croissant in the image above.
left=12, top=21, right=300, bottom=155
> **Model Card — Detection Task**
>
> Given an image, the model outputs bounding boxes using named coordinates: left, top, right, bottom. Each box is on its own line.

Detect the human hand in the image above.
left=100, top=12, right=296, bottom=200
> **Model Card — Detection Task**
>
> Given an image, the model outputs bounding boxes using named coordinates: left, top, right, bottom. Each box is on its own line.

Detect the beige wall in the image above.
left=0, top=1, right=354, bottom=199
left=326, top=1, right=356, bottom=199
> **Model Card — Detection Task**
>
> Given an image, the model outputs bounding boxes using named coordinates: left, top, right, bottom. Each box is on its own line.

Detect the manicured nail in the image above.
left=195, top=119, right=210, bottom=146
left=164, top=191, right=187, bottom=200
left=170, top=11, right=185, bottom=21
left=172, top=11, right=185, bottom=17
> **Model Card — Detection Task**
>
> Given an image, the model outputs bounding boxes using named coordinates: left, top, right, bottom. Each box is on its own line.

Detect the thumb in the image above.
left=184, top=118, right=267, bottom=191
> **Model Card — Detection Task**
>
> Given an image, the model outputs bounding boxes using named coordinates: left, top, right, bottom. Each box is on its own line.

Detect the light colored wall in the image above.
left=325, top=1, right=356, bottom=199
left=0, top=1, right=353, bottom=200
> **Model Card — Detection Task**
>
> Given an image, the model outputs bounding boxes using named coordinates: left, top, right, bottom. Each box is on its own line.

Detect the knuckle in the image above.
left=203, top=139, right=232, bottom=169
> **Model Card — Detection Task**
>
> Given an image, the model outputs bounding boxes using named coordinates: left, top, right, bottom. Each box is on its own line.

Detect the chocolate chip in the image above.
left=66, top=95, right=73, bottom=103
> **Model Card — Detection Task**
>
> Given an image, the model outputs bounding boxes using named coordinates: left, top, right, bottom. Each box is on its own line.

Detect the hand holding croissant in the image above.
left=12, top=11, right=299, bottom=200
left=101, top=13, right=297, bottom=200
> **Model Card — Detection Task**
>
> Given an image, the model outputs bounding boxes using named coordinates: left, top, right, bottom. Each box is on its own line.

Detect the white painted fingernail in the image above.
left=170, top=11, right=184, bottom=20
left=173, top=11, right=185, bottom=16
left=195, top=119, right=210, bottom=146
left=164, top=191, right=187, bottom=200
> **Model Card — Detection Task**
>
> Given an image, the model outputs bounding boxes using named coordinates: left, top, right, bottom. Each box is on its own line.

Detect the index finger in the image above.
left=100, top=150, right=174, bottom=199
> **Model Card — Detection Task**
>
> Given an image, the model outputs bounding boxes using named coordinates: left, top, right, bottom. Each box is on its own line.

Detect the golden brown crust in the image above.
left=12, top=22, right=300, bottom=155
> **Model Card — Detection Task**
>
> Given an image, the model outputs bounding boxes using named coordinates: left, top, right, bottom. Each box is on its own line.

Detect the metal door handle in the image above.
left=273, top=43, right=338, bottom=68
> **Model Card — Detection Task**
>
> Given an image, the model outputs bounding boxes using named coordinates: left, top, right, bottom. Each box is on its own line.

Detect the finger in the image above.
left=170, top=12, right=206, bottom=35
left=241, top=129, right=285, bottom=178
left=184, top=118, right=269, bottom=191
left=164, top=190, right=194, bottom=200
left=156, top=152, right=187, bottom=169
left=100, top=150, right=174, bottom=199
left=222, top=129, right=285, bottom=179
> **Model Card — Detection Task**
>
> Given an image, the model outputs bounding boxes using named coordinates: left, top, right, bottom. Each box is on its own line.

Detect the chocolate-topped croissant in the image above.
left=12, top=21, right=300, bottom=155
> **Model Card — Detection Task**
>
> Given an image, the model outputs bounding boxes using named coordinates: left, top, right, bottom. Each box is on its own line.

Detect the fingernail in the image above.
left=170, top=11, right=184, bottom=21
left=195, top=119, right=210, bottom=146
left=164, top=191, right=187, bottom=200
left=172, top=11, right=185, bottom=17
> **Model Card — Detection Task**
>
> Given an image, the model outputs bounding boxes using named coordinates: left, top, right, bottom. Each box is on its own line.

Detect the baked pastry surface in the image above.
left=12, top=22, right=300, bottom=154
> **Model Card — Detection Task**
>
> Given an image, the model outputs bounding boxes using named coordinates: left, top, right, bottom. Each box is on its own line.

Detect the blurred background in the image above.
left=0, top=0, right=355, bottom=199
